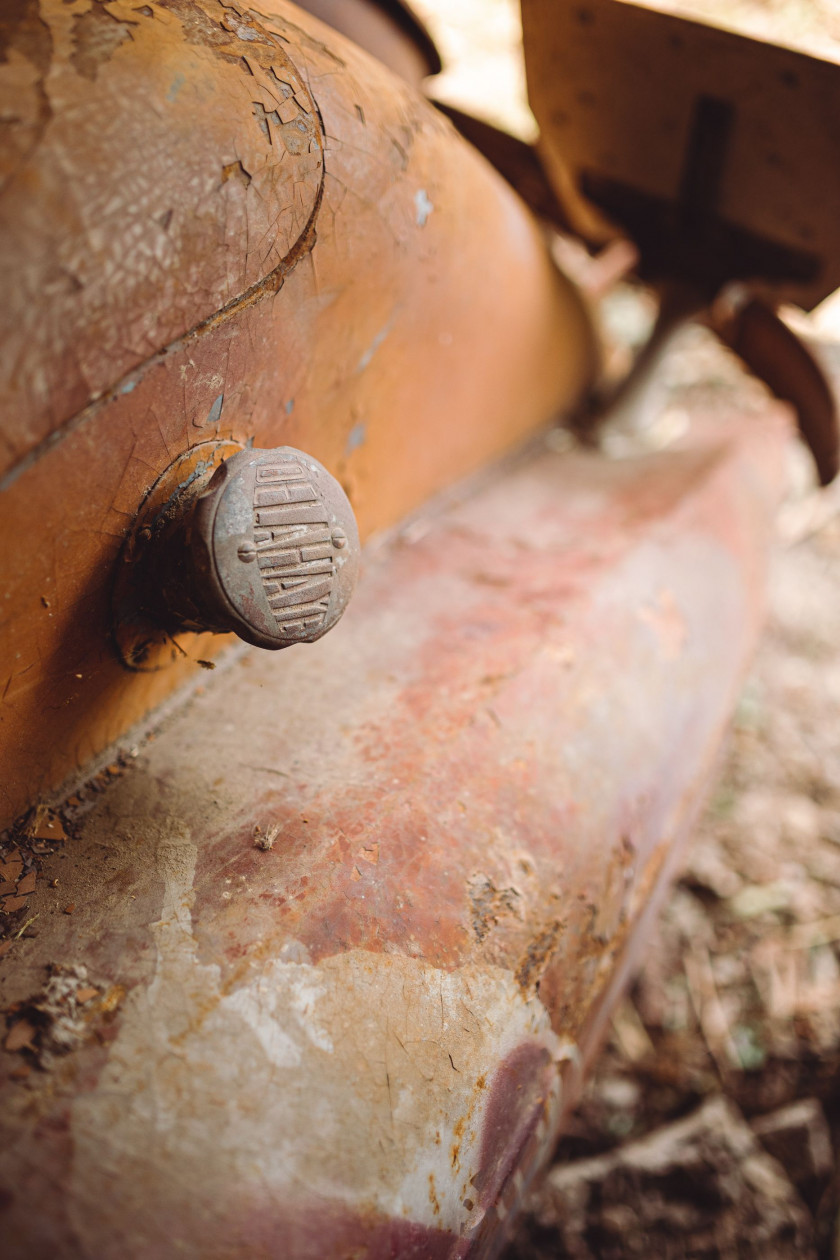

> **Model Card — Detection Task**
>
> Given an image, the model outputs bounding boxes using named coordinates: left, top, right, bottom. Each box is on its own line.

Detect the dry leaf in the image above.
left=611, top=998, right=654, bottom=1063
left=26, top=807, right=67, bottom=843
left=5, top=1020, right=36, bottom=1053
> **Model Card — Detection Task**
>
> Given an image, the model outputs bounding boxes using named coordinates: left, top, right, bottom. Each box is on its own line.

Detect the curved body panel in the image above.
left=0, top=407, right=788, bottom=1256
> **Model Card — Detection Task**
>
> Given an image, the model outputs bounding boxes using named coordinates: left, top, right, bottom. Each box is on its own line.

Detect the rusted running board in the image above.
left=0, top=407, right=789, bottom=1258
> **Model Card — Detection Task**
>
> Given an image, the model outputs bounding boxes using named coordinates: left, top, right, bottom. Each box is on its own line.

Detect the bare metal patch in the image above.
left=65, top=814, right=563, bottom=1249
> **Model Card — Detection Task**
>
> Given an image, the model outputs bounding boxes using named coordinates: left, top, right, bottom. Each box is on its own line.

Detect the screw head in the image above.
left=237, top=539, right=258, bottom=563
left=332, top=528, right=347, bottom=549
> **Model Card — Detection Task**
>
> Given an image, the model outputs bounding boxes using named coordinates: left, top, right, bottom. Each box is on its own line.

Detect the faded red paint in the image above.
left=0, top=408, right=789, bottom=1257
left=189, top=412, right=785, bottom=1050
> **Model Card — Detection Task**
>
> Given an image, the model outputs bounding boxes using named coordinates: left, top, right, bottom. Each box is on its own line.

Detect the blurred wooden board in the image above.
left=522, top=0, right=840, bottom=309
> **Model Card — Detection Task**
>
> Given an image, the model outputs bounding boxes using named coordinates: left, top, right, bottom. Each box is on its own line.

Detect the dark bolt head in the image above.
left=141, top=446, right=360, bottom=653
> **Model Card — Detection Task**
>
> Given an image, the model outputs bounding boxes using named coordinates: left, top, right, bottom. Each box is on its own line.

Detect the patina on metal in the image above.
left=114, top=445, right=359, bottom=667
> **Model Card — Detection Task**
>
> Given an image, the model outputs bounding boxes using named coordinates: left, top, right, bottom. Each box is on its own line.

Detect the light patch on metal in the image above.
left=356, top=318, right=394, bottom=372
left=415, top=188, right=434, bottom=226
left=637, top=588, right=688, bottom=661
left=346, top=420, right=367, bottom=453
left=222, top=964, right=334, bottom=1065
left=65, top=814, right=562, bottom=1249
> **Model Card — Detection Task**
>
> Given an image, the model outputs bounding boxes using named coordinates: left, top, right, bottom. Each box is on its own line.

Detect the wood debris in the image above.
left=1, top=963, right=121, bottom=1068
left=4, top=1019, right=36, bottom=1054
left=253, top=823, right=280, bottom=852
left=511, top=1096, right=814, bottom=1259
left=752, top=1099, right=833, bottom=1192
left=0, top=849, right=37, bottom=928
left=24, top=806, right=67, bottom=844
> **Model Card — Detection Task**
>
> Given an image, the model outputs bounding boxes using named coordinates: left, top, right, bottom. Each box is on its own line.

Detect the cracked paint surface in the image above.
left=0, top=0, right=596, bottom=827
left=0, top=0, right=324, bottom=468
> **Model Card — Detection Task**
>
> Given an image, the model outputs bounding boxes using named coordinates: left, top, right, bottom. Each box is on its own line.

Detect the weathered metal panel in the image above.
left=0, top=406, right=788, bottom=1257
left=0, top=0, right=596, bottom=828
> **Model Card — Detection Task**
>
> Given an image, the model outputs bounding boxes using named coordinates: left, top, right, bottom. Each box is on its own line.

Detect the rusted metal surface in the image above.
left=522, top=0, right=840, bottom=311
left=112, top=440, right=245, bottom=670
left=0, top=0, right=597, bottom=829
left=115, top=445, right=360, bottom=665
left=711, top=297, right=840, bottom=487
left=0, top=405, right=788, bottom=1257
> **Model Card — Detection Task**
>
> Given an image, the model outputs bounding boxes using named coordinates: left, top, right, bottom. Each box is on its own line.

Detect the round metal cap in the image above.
left=194, top=446, right=360, bottom=650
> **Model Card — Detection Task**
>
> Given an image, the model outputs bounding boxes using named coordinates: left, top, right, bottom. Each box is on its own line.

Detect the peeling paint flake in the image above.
left=220, top=159, right=251, bottom=189
left=346, top=420, right=366, bottom=454
left=204, top=391, right=224, bottom=424
left=70, top=1, right=135, bottom=82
